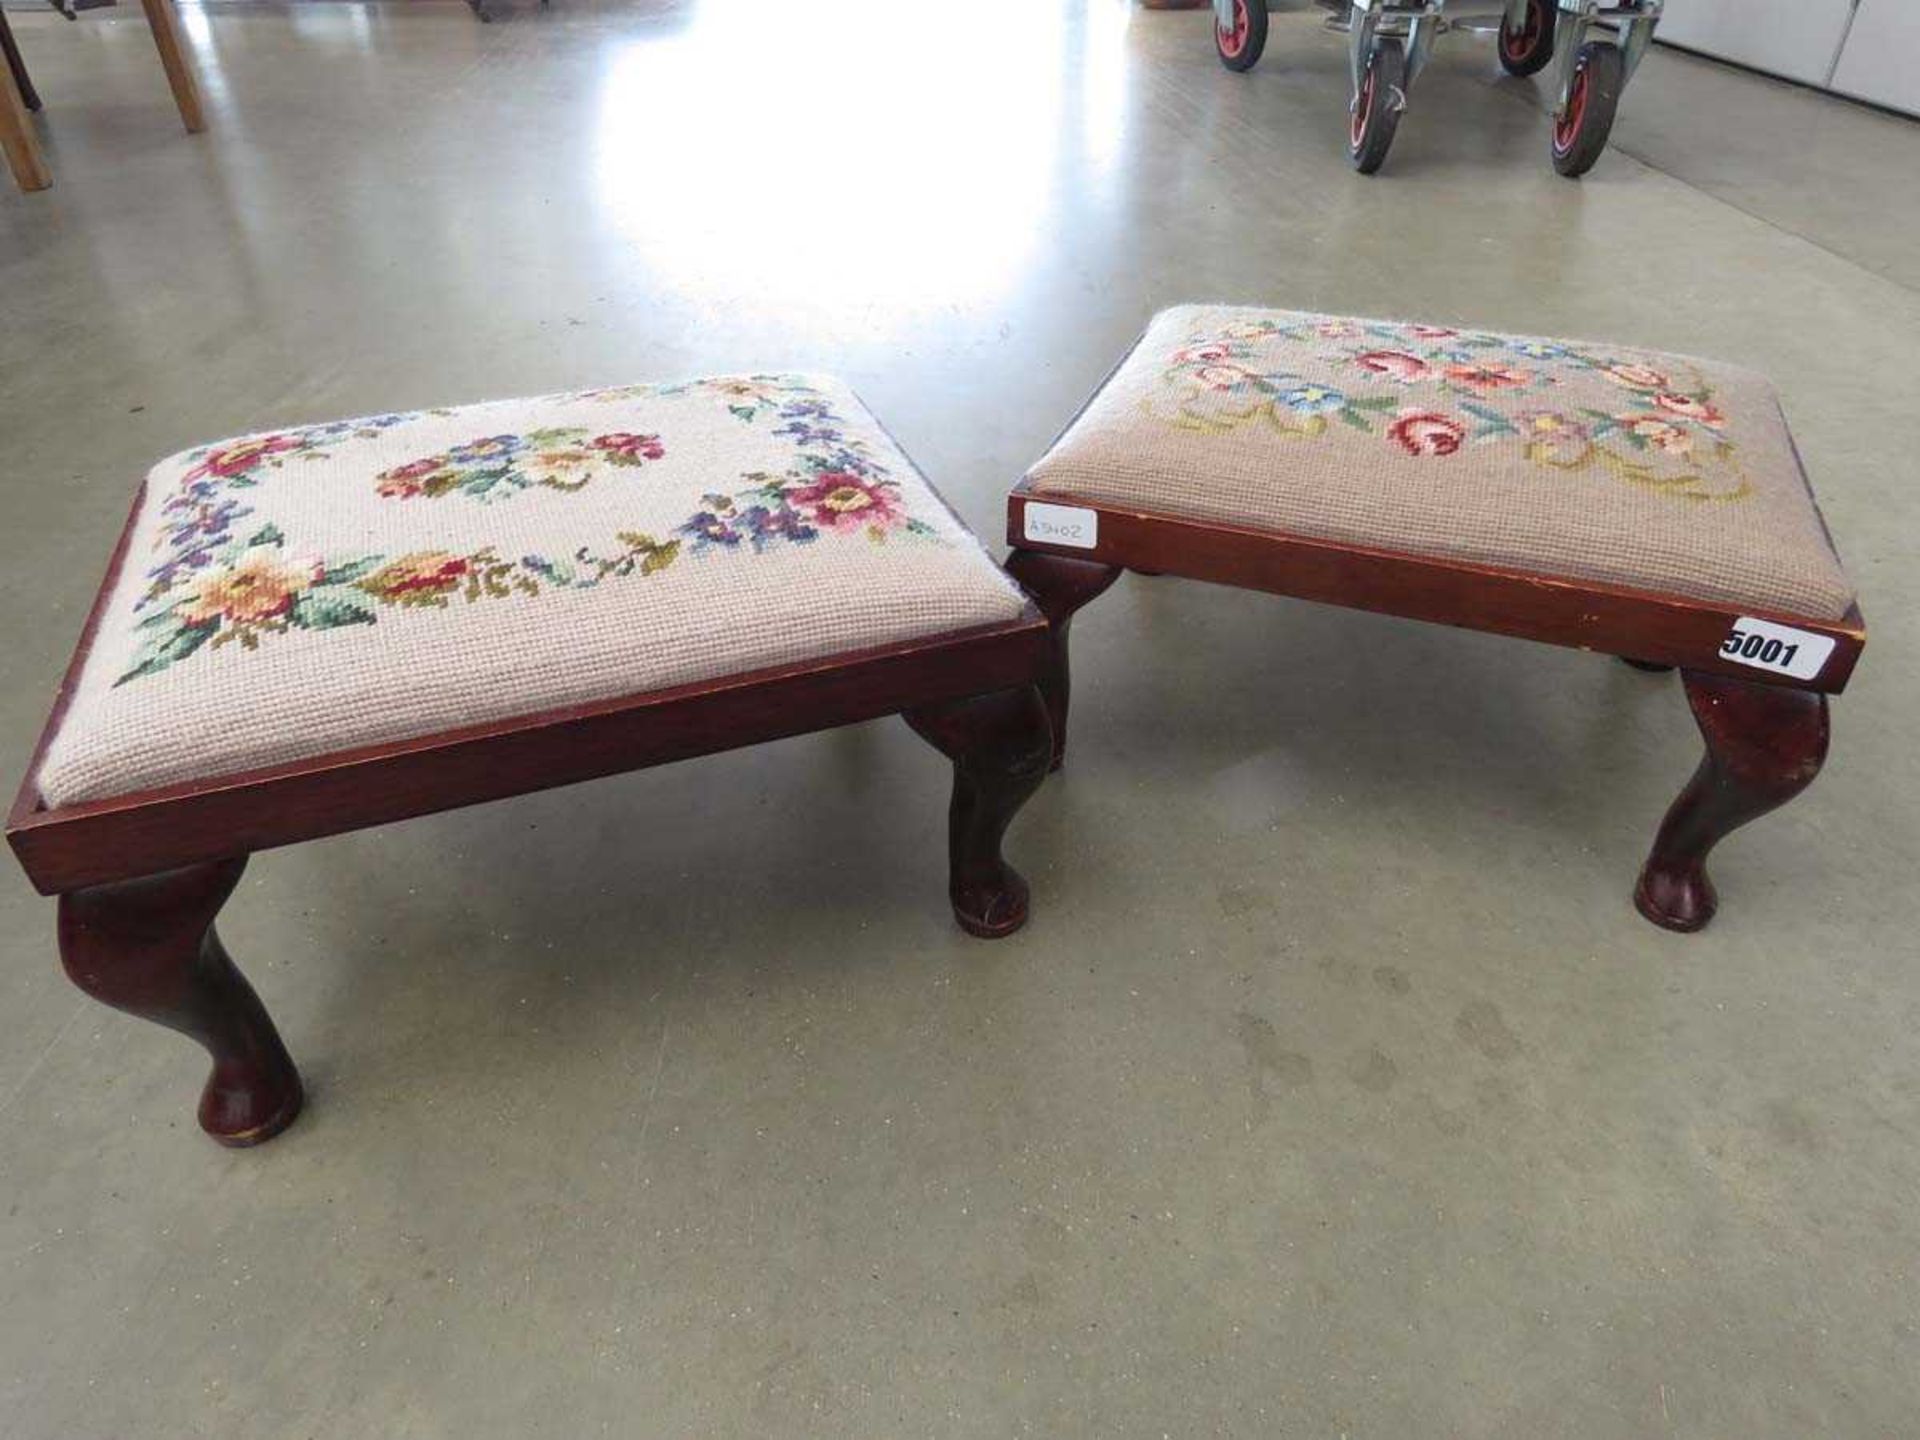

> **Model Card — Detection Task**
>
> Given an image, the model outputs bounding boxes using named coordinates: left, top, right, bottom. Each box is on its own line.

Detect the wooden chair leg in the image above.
left=903, top=684, right=1053, bottom=939
left=138, top=0, right=205, bottom=134
left=1634, top=672, right=1829, bottom=933
left=1, top=11, right=40, bottom=113
left=59, top=857, right=303, bottom=1146
left=0, top=38, right=50, bottom=191
left=1003, top=550, right=1122, bottom=772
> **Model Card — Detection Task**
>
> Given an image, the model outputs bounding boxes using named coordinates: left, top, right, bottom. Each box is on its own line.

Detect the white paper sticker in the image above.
left=1022, top=502, right=1099, bottom=550
left=1719, top=617, right=1835, bottom=681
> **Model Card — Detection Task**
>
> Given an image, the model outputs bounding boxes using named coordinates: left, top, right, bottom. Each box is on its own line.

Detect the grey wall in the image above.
left=1657, top=0, right=1919, bottom=115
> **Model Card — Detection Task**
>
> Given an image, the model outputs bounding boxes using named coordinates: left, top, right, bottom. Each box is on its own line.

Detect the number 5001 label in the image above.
left=1719, top=616, right=1834, bottom=681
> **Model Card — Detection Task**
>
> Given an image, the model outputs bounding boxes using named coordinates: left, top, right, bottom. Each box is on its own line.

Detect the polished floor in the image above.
left=3, top=4, right=1919, bottom=1437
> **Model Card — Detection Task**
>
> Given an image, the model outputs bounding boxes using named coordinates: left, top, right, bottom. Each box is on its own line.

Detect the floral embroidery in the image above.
left=1600, top=362, right=1671, bottom=391
left=117, top=525, right=684, bottom=685
left=1388, top=411, right=1466, bottom=457
left=146, top=409, right=437, bottom=606
left=661, top=376, right=937, bottom=550
left=372, top=428, right=667, bottom=502
left=1355, top=350, right=1431, bottom=383
left=1155, top=346, right=1400, bottom=439
left=118, top=378, right=941, bottom=685
left=181, top=411, right=427, bottom=486
left=1151, top=317, right=1752, bottom=502
left=1442, top=362, right=1531, bottom=391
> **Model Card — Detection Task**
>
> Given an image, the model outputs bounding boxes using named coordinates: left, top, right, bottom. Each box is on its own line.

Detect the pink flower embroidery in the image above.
left=1388, top=410, right=1466, bottom=457
left=1172, top=342, right=1233, bottom=365
left=590, top=432, right=666, bottom=464
left=185, top=434, right=304, bottom=482
left=1651, top=393, right=1726, bottom=428
left=785, top=471, right=903, bottom=533
left=1355, top=350, right=1431, bottom=383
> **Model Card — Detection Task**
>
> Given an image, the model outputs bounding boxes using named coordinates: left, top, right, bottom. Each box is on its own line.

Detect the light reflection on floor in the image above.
left=593, top=0, right=1131, bottom=317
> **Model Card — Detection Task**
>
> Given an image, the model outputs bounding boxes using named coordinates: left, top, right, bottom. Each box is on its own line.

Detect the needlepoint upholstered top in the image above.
left=1025, top=305, right=1855, bottom=623
left=34, top=375, right=1029, bottom=808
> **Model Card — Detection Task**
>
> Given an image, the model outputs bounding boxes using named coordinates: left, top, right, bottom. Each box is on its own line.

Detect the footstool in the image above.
left=1006, top=305, right=1865, bottom=932
left=7, top=374, right=1052, bottom=1146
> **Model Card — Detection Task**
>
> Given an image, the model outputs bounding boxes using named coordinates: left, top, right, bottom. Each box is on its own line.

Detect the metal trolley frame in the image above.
left=1210, top=0, right=1664, bottom=176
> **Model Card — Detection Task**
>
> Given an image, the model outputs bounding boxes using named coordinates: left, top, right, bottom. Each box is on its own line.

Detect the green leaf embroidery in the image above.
left=1460, top=403, right=1517, bottom=437
left=318, top=555, right=383, bottom=585
left=248, top=523, right=285, bottom=548
left=117, top=619, right=217, bottom=685
left=134, top=603, right=186, bottom=632
left=291, top=590, right=379, bottom=631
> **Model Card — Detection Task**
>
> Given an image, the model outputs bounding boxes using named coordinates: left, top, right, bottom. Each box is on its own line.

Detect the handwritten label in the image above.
left=1719, top=617, right=1834, bottom=681
left=1022, top=502, right=1099, bottom=550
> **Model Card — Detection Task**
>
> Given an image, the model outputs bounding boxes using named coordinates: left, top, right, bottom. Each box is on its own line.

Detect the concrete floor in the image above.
left=3, top=3, right=1918, bottom=1435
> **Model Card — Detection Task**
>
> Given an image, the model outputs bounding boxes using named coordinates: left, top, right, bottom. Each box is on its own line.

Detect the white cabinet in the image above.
left=1830, top=0, right=1920, bottom=114
left=1656, top=0, right=1855, bottom=87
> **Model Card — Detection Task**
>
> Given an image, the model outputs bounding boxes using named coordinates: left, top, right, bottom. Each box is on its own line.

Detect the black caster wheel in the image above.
left=1551, top=40, right=1623, bottom=178
left=1215, top=0, right=1268, bottom=73
left=1498, top=0, right=1557, bottom=77
left=1350, top=38, right=1407, bottom=175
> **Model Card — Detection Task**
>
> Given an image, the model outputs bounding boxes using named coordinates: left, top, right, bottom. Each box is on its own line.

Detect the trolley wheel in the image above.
left=1497, top=0, right=1557, bottom=77
left=1350, top=38, right=1407, bottom=175
left=1215, top=0, right=1268, bottom=72
left=1551, top=40, right=1623, bottom=178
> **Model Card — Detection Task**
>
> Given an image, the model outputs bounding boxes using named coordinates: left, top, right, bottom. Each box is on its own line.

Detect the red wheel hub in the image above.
left=1218, top=0, right=1248, bottom=58
left=1554, top=61, right=1589, bottom=152
left=1502, top=0, right=1543, bottom=61
left=1351, top=66, right=1374, bottom=148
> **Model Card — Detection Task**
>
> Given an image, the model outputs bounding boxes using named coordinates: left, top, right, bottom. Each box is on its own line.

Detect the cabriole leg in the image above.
left=904, top=685, right=1053, bottom=938
left=59, top=857, right=303, bottom=1145
left=1634, top=672, right=1830, bottom=933
left=1004, top=549, right=1122, bottom=771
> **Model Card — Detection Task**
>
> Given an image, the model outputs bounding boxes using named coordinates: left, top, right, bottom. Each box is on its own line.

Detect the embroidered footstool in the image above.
left=7, top=375, right=1052, bottom=1146
left=1007, top=305, right=1865, bottom=933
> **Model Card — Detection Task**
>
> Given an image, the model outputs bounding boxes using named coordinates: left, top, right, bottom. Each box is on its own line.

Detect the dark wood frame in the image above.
left=1006, top=459, right=1863, bottom=936
left=9, top=486, right=1054, bottom=1147
left=1007, top=486, right=1864, bottom=696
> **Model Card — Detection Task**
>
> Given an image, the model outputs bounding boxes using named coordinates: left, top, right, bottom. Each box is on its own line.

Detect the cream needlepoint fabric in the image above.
left=1027, top=305, right=1855, bottom=622
left=37, top=375, right=1028, bottom=808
